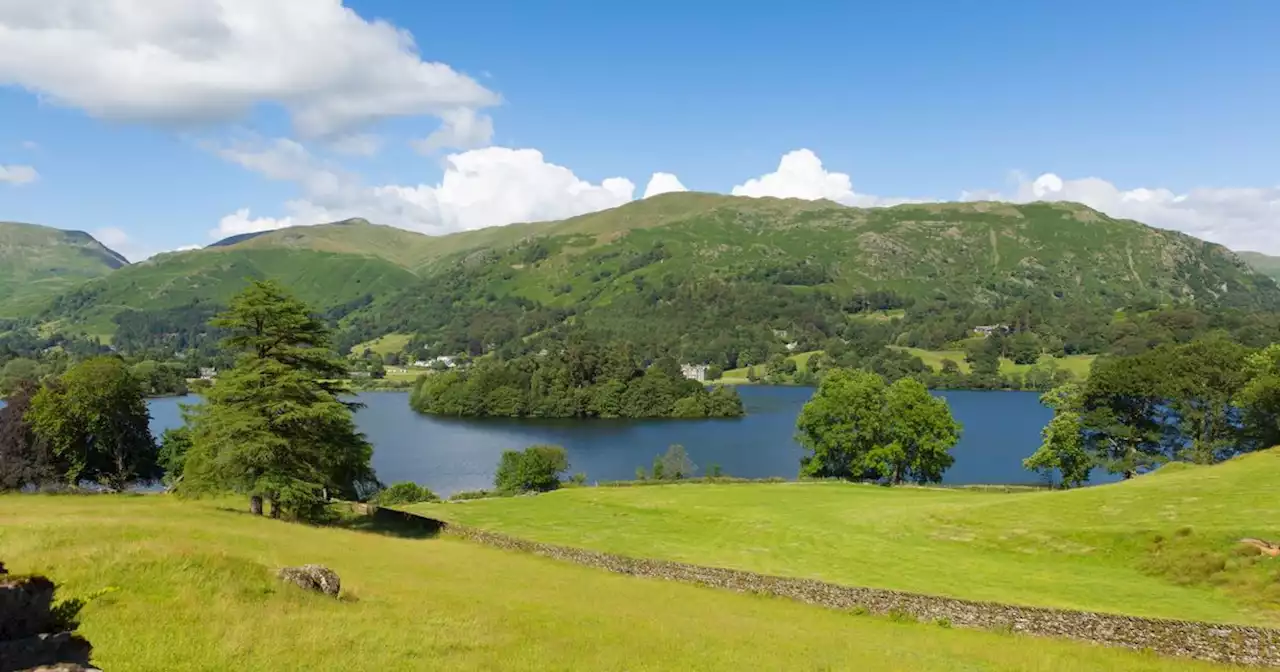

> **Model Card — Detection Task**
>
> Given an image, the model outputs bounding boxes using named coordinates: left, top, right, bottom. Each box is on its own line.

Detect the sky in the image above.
left=0, top=0, right=1278, bottom=261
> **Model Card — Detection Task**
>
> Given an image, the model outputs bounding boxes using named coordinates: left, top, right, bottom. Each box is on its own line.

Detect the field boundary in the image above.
left=376, top=506, right=1280, bottom=667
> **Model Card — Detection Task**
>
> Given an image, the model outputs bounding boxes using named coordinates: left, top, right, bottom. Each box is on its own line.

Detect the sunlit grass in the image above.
left=0, top=495, right=1229, bottom=671
left=410, top=450, right=1280, bottom=626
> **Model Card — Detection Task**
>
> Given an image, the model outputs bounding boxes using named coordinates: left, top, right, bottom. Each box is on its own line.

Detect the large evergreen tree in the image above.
left=182, top=280, right=377, bottom=520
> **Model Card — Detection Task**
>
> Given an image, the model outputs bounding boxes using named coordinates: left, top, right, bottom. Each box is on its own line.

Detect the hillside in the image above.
left=1238, top=251, right=1280, bottom=281
left=33, top=195, right=1280, bottom=361
left=0, top=221, right=128, bottom=317
left=410, top=449, right=1280, bottom=627
left=0, top=496, right=1218, bottom=671
left=340, top=194, right=1280, bottom=362
left=42, top=247, right=417, bottom=340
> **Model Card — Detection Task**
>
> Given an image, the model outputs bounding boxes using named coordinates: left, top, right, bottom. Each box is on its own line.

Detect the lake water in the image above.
left=141, top=387, right=1107, bottom=496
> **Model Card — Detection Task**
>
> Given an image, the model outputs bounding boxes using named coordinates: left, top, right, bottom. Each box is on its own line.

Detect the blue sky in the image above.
left=1, top=0, right=1278, bottom=260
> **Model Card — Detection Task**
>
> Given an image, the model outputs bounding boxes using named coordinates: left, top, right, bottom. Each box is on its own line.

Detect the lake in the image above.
left=142, top=387, right=1108, bottom=496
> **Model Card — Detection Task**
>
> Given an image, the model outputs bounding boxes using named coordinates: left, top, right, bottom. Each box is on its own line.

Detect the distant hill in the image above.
left=1237, top=251, right=1280, bottom=281
left=337, top=194, right=1280, bottom=359
left=0, top=221, right=128, bottom=317
left=32, top=195, right=1280, bottom=361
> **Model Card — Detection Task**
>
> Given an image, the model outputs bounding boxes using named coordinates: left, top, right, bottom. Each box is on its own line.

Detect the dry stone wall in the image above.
left=437, top=523, right=1280, bottom=667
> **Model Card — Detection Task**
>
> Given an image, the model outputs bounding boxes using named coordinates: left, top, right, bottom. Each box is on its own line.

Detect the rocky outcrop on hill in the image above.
left=0, top=562, right=97, bottom=672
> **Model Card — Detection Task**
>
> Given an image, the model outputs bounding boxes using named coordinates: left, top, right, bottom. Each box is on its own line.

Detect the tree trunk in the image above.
left=269, top=498, right=281, bottom=519
left=249, top=495, right=263, bottom=515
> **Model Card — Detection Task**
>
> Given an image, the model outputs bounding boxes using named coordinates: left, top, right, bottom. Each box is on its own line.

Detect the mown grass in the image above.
left=409, top=450, right=1280, bottom=627
left=348, top=332, right=413, bottom=357
left=890, top=346, right=1097, bottom=379
left=0, top=496, right=1228, bottom=671
left=718, top=349, right=821, bottom=383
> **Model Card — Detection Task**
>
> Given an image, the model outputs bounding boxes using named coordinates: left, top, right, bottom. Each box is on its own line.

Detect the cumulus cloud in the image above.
left=0, top=0, right=500, bottom=137
left=412, top=108, right=495, bottom=154
left=966, top=172, right=1280, bottom=254
left=0, top=163, right=38, bottom=185
left=210, top=141, right=635, bottom=238
left=731, top=149, right=917, bottom=207
left=643, top=172, right=687, bottom=198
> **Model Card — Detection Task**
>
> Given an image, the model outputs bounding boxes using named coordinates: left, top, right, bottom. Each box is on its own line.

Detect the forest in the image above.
left=409, top=339, right=744, bottom=419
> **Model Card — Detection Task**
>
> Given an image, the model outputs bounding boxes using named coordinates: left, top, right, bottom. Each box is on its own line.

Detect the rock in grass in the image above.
left=277, top=565, right=341, bottom=597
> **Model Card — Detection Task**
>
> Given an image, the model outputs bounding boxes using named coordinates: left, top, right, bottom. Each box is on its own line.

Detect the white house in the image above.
left=198, top=367, right=217, bottom=380
left=680, top=363, right=710, bottom=382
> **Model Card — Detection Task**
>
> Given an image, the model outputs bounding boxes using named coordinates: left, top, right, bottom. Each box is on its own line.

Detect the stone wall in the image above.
left=429, top=522, right=1280, bottom=667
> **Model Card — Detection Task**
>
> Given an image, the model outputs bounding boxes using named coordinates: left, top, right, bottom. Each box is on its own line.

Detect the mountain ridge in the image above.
left=0, top=221, right=129, bottom=318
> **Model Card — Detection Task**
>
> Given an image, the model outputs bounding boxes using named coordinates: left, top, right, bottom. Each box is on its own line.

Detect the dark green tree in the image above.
left=494, top=444, right=570, bottom=493
left=181, top=280, right=377, bottom=520
left=27, top=357, right=157, bottom=491
left=0, top=380, right=56, bottom=491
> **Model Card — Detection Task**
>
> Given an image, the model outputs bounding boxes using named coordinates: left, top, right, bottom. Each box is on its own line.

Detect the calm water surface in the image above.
left=145, top=387, right=1107, bottom=496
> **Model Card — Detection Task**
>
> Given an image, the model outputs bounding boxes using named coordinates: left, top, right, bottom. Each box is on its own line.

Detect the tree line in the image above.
left=1023, top=335, right=1280, bottom=486
left=409, top=341, right=744, bottom=419
left=2, top=281, right=379, bottom=522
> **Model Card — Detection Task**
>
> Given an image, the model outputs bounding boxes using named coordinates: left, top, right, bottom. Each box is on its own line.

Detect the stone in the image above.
left=0, top=576, right=57, bottom=641
left=0, top=632, right=92, bottom=672
left=277, top=564, right=341, bottom=597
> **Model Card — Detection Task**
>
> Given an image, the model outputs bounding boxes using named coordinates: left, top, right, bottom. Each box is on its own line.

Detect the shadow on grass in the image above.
left=213, top=503, right=445, bottom=540
left=328, top=507, right=445, bottom=540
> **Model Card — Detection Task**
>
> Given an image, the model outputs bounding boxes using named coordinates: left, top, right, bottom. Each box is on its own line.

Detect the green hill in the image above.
left=1238, top=251, right=1280, bottom=281
left=0, top=221, right=128, bottom=317
left=42, top=247, right=417, bottom=339
left=340, top=194, right=1280, bottom=361
left=409, top=448, right=1280, bottom=627
left=32, top=196, right=1280, bottom=361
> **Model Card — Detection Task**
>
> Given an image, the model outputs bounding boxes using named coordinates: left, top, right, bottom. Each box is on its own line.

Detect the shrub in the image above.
left=449, top=489, right=494, bottom=501
left=372, top=482, right=438, bottom=506
left=494, top=444, right=571, bottom=494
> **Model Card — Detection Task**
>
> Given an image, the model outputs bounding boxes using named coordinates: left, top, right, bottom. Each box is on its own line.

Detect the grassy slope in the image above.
left=45, top=248, right=418, bottom=335
left=0, top=497, right=1222, bottom=672
left=410, top=450, right=1280, bottom=627
left=891, top=346, right=1097, bottom=378
left=719, top=349, right=821, bottom=382
left=349, top=332, right=413, bottom=356
left=429, top=195, right=1277, bottom=308
left=1238, top=251, right=1280, bottom=281
left=0, top=221, right=128, bottom=317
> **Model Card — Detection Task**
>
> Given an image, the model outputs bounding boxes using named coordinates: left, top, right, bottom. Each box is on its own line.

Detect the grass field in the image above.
left=409, top=450, right=1280, bottom=627
left=890, top=346, right=1097, bottom=379
left=348, top=333, right=413, bottom=357
left=718, top=350, right=820, bottom=383
left=0, top=497, right=1227, bottom=671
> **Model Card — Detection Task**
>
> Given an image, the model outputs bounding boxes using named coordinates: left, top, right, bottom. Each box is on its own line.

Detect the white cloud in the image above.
left=211, top=142, right=635, bottom=238
left=93, top=226, right=130, bottom=249
left=643, top=172, right=687, bottom=198
left=731, top=149, right=916, bottom=207
left=0, top=0, right=500, bottom=137
left=966, top=172, right=1280, bottom=255
left=328, top=133, right=383, bottom=157
left=411, top=108, right=495, bottom=154
left=0, top=163, right=38, bottom=185
left=20, top=140, right=38, bottom=150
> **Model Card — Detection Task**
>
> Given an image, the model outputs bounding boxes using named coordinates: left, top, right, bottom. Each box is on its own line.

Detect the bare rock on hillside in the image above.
left=277, top=565, right=341, bottom=597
